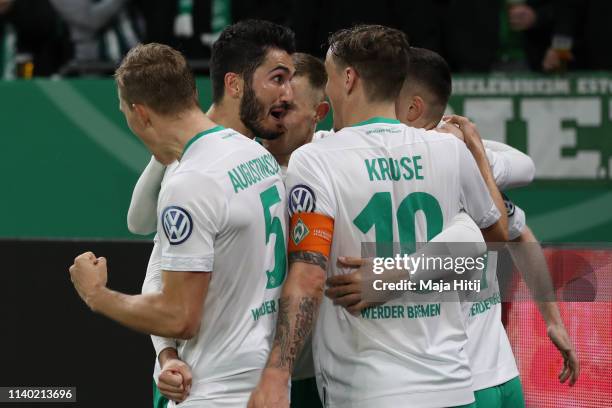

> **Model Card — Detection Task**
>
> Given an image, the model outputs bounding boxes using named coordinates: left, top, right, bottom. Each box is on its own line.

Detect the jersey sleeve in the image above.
left=285, top=147, right=336, bottom=219
left=457, top=142, right=501, bottom=229
left=502, top=195, right=526, bottom=241
left=141, top=237, right=163, bottom=294
left=127, top=156, right=166, bottom=235
left=484, top=140, right=535, bottom=190
left=157, top=171, right=228, bottom=272
left=141, top=239, right=179, bottom=356
left=285, top=147, right=336, bottom=258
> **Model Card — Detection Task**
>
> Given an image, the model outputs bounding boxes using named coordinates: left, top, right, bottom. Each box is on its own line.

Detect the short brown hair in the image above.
left=292, top=52, right=327, bottom=93
left=328, top=25, right=409, bottom=102
left=115, top=43, right=198, bottom=115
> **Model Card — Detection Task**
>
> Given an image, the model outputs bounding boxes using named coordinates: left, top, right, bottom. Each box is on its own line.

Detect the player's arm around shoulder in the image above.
left=483, top=140, right=535, bottom=190
left=444, top=116, right=509, bottom=242
left=249, top=145, right=334, bottom=408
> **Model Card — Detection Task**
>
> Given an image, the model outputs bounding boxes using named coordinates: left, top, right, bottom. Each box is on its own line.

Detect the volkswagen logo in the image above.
left=289, top=184, right=316, bottom=216
left=162, top=206, right=193, bottom=245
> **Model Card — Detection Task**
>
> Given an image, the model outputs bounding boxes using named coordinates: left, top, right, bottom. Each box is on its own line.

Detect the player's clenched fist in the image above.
left=247, top=369, right=290, bottom=408
left=68, top=251, right=108, bottom=308
left=158, top=358, right=192, bottom=402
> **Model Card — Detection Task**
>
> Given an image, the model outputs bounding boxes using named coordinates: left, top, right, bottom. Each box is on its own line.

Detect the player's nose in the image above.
left=279, top=80, right=294, bottom=103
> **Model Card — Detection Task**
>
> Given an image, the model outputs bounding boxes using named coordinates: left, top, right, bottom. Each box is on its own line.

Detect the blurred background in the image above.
left=0, top=0, right=610, bottom=407
left=1, top=0, right=612, bottom=77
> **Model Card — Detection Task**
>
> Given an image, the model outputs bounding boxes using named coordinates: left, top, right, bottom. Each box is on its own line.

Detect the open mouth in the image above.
left=269, top=105, right=289, bottom=121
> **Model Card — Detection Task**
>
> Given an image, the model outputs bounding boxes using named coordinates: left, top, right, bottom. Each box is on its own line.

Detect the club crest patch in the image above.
left=292, top=217, right=310, bottom=246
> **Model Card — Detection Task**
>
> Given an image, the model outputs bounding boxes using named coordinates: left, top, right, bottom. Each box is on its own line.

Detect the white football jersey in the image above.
left=505, top=199, right=526, bottom=241
left=463, top=251, right=519, bottom=391
left=286, top=118, right=500, bottom=408
left=487, top=148, right=516, bottom=191
left=311, top=129, right=334, bottom=142
left=463, top=150, right=528, bottom=391
left=157, top=126, right=288, bottom=404
left=464, top=203, right=524, bottom=392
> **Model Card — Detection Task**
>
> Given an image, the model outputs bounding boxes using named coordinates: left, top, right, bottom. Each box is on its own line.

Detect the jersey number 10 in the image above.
left=354, top=192, right=443, bottom=257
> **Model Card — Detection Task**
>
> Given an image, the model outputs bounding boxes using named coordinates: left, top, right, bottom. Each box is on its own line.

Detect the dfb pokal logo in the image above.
left=162, top=206, right=193, bottom=245
left=502, top=192, right=516, bottom=217
left=289, top=184, right=316, bottom=216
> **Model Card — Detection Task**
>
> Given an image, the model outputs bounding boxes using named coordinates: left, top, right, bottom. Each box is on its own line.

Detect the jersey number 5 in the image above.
left=353, top=192, right=443, bottom=257
left=260, top=185, right=287, bottom=289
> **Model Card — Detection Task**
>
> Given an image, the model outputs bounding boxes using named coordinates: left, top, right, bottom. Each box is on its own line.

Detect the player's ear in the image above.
left=133, top=103, right=151, bottom=127
left=345, top=67, right=358, bottom=95
left=315, top=101, right=330, bottom=123
left=406, top=96, right=425, bottom=122
left=224, top=72, right=242, bottom=99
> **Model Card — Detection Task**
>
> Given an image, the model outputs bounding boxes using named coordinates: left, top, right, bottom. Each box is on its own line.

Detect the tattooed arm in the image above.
left=247, top=251, right=327, bottom=408
left=270, top=251, right=326, bottom=371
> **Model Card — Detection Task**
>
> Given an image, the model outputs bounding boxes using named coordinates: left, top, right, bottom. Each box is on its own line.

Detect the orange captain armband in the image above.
left=288, top=212, right=334, bottom=258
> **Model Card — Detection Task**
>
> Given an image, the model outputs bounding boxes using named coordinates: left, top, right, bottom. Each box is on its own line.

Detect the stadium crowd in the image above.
left=0, top=0, right=610, bottom=78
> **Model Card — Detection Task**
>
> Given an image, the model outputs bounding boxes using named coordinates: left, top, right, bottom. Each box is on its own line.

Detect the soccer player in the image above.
left=396, top=46, right=579, bottom=402
left=262, top=52, right=330, bottom=177
left=132, top=51, right=328, bottom=407
left=263, top=52, right=329, bottom=408
left=249, top=25, right=508, bottom=408
left=327, top=47, right=579, bottom=407
left=125, top=20, right=297, bottom=407
left=128, top=19, right=297, bottom=236
left=68, top=42, right=289, bottom=407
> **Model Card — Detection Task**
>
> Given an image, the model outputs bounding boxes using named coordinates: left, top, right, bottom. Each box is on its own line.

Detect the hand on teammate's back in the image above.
left=437, top=122, right=465, bottom=141
left=158, top=358, right=192, bottom=402
left=442, top=115, right=486, bottom=156
left=68, top=252, right=107, bottom=308
left=326, top=257, right=382, bottom=315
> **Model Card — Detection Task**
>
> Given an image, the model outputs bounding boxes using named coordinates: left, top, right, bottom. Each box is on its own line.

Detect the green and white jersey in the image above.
left=312, top=129, right=335, bottom=142
left=157, top=126, right=287, bottom=404
left=505, top=199, right=526, bottom=241
left=464, top=252, right=519, bottom=391
left=465, top=152, right=528, bottom=391
left=139, top=161, right=181, bottom=383
left=465, top=201, right=524, bottom=391
left=286, top=118, right=500, bottom=408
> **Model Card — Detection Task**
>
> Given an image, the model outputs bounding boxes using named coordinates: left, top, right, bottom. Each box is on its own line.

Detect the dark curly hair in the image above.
left=210, top=20, right=296, bottom=103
